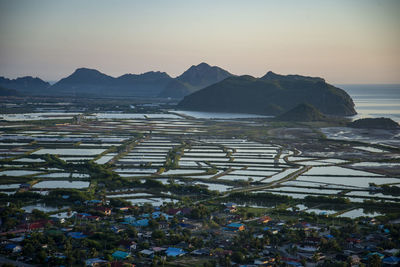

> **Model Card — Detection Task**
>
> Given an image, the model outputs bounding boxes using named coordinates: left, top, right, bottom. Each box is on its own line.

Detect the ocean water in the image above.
left=338, top=84, right=400, bottom=123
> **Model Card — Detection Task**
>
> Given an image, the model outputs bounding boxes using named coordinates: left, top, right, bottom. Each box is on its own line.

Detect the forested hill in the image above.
left=178, top=72, right=356, bottom=116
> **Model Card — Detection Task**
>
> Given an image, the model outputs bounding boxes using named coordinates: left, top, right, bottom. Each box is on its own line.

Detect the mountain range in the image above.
left=0, top=63, right=356, bottom=117
left=0, top=76, right=50, bottom=95
left=0, top=63, right=231, bottom=98
left=50, top=68, right=173, bottom=97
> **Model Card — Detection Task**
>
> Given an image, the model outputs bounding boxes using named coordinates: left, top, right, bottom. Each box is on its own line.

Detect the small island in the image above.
left=349, top=117, right=400, bottom=130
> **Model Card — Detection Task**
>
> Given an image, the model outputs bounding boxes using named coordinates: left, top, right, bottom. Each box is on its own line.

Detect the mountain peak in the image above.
left=158, top=63, right=233, bottom=99
left=262, top=71, right=280, bottom=79
left=72, top=67, right=106, bottom=76
left=176, top=63, right=232, bottom=88
left=261, top=71, right=325, bottom=83
left=75, top=67, right=97, bottom=72
left=184, top=62, right=213, bottom=73
left=195, top=62, right=211, bottom=68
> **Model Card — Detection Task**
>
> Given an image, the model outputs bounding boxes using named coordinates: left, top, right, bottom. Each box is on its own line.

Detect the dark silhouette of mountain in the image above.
left=115, top=71, right=172, bottom=96
left=158, top=62, right=233, bottom=98
left=158, top=80, right=194, bottom=98
left=0, top=76, right=50, bottom=94
left=0, top=63, right=232, bottom=98
left=275, top=103, right=326, bottom=121
left=349, top=117, right=399, bottom=129
left=178, top=72, right=356, bottom=116
left=177, top=62, right=232, bottom=88
left=0, top=86, right=21, bottom=96
left=50, top=68, right=173, bottom=97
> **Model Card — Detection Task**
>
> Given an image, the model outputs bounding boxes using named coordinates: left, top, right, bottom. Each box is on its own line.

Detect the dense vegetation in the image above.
left=275, top=103, right=326, bottom=122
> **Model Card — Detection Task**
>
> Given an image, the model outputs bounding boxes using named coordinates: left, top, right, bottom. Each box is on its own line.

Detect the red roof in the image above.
left=167, top=208, right=180, bottom=215
left=22, top=220, right=53, bottom=230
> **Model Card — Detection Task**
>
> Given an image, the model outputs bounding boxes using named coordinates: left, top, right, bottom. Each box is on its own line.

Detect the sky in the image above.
left=0, top=0, right=399, bottom=84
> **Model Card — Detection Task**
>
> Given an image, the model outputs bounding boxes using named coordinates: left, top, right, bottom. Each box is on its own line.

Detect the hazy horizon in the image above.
left=6, top=65, right=400, bottom=86
left=1, top=0, right=399, bottom=84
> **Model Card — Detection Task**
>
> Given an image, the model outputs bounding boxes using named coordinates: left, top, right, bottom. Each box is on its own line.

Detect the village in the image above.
left=1, top=193, right=400, bottom=267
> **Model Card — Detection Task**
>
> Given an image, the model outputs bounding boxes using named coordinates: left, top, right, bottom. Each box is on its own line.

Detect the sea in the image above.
left=338, top=84, right=400, bottom=123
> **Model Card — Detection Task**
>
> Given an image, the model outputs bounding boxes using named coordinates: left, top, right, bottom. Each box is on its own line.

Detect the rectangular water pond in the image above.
left=162, top=169, right=207, bottom=175
left=303, top=166, right=382, bottom=177
left=33, top=180, right=89, bottom=189
left=0, top=170, right=41, bottom=176
left=33, top=148, right=106, bottom=156
left=296, top=175, right=400, bottom=188
left=38, top=173, right=90, bottom=178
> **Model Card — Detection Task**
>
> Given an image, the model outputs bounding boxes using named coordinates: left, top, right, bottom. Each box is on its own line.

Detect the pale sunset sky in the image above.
left=0, top=0, right=399, bottom=83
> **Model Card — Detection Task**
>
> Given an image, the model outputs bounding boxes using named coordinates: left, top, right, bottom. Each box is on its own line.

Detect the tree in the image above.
left=232, top=251, right=245, bottom=263
left=89, top=247, right=98, bottom=258
left=126, top=225, right=138, bottom=237
left=152, top=229, right=165, bottom=239
left=369, top=254, right=382, bottom=267
left=37, top=250, right=47, bottom=264
left=246, top=212, right=255, bottom=219
left=31, top=209, right=49, bottom=220
left=23, top=243, right=35, bottom=256
left=149, top=219, right=159, bottom=230
left=312, top=252, right=320, bottom=263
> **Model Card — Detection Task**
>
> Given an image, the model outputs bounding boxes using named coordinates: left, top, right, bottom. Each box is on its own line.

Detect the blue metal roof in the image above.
left=166, top=247, right=186, bottom=257
left=383, top=256, right=400, bottom=264
left=227, top=223, right=244, bottom=228
left=112, top=250, right=130, bottom=259
left=67, top=232, right=87, bottom=239
left=133, top=219, right=149, bottom=227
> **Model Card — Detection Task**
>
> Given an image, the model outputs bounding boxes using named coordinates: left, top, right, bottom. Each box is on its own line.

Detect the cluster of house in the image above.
left=218, top=203, right=400, bottom=266
left=1, top=201, right=399, bottom=266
